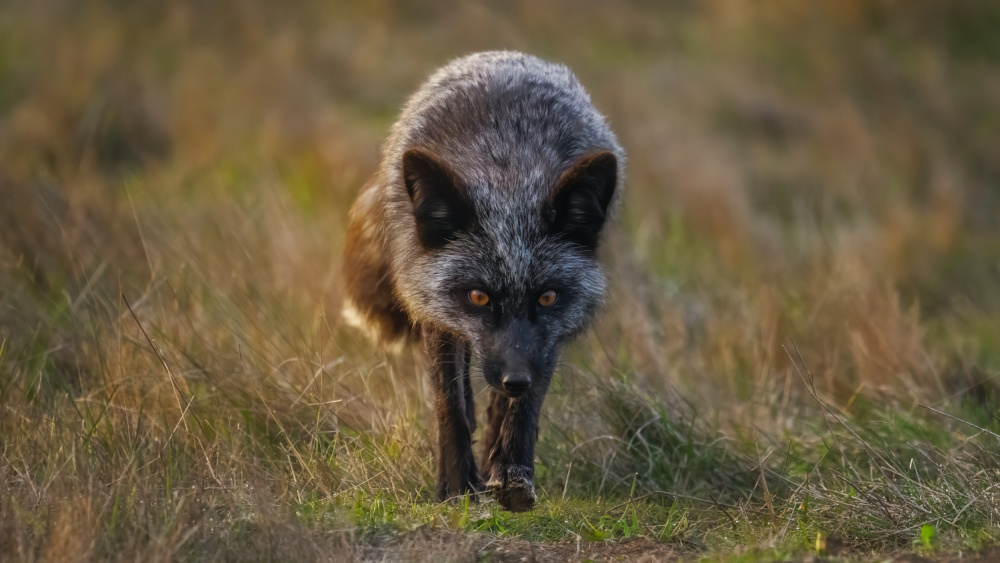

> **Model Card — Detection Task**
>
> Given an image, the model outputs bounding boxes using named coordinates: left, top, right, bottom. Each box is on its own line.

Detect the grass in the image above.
left=2, top=0, right=1000, bottom=561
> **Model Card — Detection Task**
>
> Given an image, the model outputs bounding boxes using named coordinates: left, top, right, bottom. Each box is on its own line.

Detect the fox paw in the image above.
left=486, top=465, right=536, bottom=512
left=436, top=454, right=484, bottom=501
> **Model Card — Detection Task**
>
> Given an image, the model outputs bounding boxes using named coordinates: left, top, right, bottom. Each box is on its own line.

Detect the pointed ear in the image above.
left=547, top=151, right=618, bottom=249
left=403, top=149, right=473, bottom=249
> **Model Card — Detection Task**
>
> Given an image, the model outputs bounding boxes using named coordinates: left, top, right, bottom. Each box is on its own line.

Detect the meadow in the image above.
left=2, top=1, right=999, bottom=561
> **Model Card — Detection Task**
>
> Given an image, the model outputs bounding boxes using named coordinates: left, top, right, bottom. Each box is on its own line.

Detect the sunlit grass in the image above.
left=2, top=1, right=1000, bottom=561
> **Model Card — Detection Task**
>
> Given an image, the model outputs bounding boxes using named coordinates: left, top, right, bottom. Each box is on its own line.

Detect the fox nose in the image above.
left=501, top=372, right=531, bottom=395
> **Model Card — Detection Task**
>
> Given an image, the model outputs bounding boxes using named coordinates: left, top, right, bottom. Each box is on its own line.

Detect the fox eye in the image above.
left=538, top=290, right=558, bottom=307
left=469, top=289, right=490, bottom=306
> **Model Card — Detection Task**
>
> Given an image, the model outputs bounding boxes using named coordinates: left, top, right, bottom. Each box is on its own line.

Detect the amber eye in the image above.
left=538, top=290, right=558, bottom=307
left=469, top=289, right=490, bottom=306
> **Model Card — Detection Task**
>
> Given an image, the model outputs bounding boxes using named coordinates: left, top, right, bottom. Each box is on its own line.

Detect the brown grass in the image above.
left=2, top=0, right=1000, bottom=560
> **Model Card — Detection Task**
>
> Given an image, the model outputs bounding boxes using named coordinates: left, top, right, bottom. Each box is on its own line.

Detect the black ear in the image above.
left=547, top=151, right=618, bottom=249
left=403, top=149, right=473, bottom=249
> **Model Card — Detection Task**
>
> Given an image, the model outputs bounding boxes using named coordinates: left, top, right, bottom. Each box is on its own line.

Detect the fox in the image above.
left=342, top=51, right=625, bottom=512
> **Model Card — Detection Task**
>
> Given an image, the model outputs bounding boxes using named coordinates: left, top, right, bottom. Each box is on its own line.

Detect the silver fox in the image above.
left=343, top=51, right=625, bottom=511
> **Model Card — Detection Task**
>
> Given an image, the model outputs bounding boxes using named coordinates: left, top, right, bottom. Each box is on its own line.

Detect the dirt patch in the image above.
left=481, top=537, right=689, bottom=562
left=894, top=548, right=1000, bottom=563
left=360, top=533, right=1000, bottom=562
left=359, top=532, right=690, bottom=562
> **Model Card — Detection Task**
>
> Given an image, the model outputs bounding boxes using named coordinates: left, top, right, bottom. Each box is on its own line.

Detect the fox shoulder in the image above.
left=342, top=180, right=415, bottom=350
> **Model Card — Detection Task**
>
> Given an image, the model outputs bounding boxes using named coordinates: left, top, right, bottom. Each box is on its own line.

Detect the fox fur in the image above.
left=343, top=51, right=625, bottom=511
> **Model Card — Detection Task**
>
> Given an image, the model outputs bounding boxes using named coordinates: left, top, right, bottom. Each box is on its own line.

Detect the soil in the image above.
left=360, top=533, right=1000, bottom=563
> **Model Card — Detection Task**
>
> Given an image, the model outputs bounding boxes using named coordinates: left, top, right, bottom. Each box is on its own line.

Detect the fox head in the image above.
left=399, top=147, right=618, bottom=396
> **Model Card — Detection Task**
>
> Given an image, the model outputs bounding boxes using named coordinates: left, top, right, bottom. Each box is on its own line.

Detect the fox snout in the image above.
left=482, top=324, right=548, bottom=397
left=487, top=358, right=534, bottom=397
left=499, top=352, right=533, bottom=396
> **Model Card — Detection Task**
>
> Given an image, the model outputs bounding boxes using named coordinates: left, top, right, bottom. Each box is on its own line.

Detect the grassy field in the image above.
left=2, top=1, right=1000, bottom=561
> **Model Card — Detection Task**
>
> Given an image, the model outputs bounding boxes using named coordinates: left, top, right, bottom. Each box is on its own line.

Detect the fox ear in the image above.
left=403, top=149, right=473, bottom=249
left=548, top=151, right=618, bottom=249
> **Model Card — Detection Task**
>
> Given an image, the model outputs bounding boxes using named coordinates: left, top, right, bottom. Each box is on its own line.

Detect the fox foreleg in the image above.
left=423, top=328, right=483, bottom=501
left=481, top=378, right=551, bottom=512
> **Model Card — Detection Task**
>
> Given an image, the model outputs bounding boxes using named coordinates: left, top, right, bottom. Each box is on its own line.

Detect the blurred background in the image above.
left=2, top=0, right=999, bottom=558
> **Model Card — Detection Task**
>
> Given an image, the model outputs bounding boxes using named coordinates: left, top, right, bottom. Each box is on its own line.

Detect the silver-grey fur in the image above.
left=342, top=50, right=625, bottom=510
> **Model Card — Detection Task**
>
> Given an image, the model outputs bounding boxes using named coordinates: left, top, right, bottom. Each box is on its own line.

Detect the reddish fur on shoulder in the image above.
left=342, top=180, right=414, bottom=345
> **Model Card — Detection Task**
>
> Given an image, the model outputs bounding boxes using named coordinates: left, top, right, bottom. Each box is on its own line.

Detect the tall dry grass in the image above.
left=2, top=0, right=999, bottom=559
